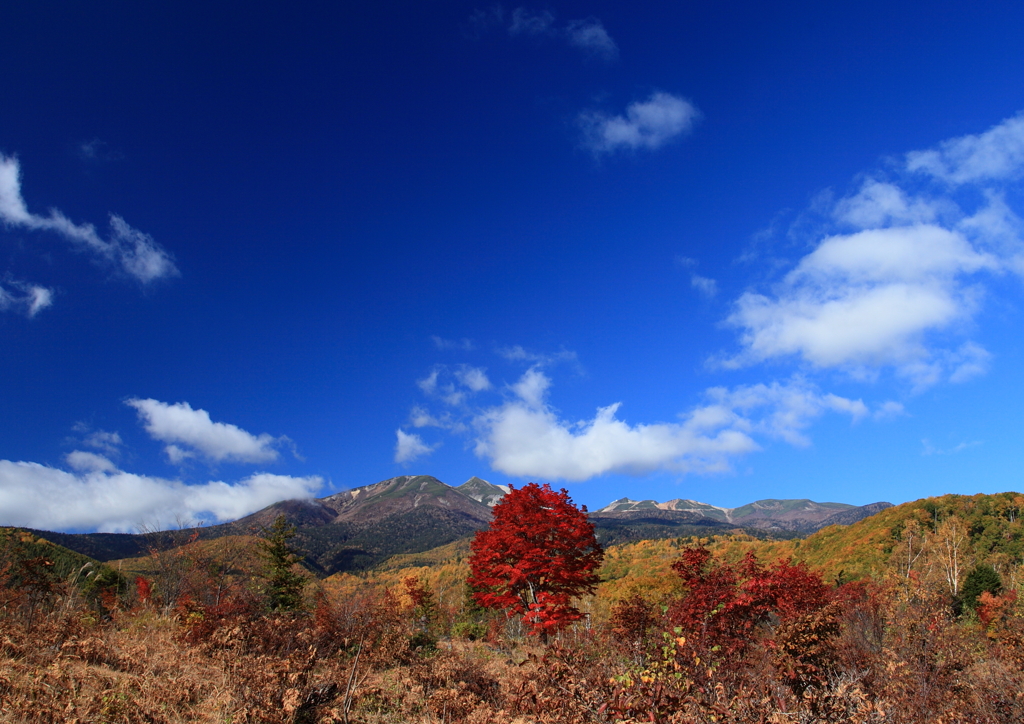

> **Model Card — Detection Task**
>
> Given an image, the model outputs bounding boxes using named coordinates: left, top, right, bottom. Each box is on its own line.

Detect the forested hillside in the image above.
left=4, top=492, right=1024, bottom=722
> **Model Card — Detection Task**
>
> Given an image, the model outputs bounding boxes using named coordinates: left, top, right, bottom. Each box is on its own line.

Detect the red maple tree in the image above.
left=668, top=546, right=833, bottom=658
left=468, top=482, right=603, bottom=639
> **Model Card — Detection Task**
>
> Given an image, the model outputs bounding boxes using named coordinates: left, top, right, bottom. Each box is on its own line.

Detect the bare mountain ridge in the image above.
left=228, top=475, right=494, bottom=529
left=24, top=476, right=890, bottom=574
left=596, top=496, right=887, bottom=533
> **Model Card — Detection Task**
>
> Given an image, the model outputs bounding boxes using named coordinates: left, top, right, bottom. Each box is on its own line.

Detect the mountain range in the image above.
left=22, top=475, right=891, bottom=576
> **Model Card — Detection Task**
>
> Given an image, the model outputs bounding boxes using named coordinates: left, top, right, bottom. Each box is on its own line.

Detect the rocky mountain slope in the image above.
left=21, top=475, right=891, bottom=575
left=27, top=476, right=493, bottom=576
left=597, top=497, right=890, bottom=534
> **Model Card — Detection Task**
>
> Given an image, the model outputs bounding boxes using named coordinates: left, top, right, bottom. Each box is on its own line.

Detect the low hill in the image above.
left=1, top=527, right=101, bottom=581
left=788, top=491, right=1024, bottom=581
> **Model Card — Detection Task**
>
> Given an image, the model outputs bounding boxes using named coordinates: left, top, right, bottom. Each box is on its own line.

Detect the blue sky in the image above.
left=2, top=1, right=1024, bottom=532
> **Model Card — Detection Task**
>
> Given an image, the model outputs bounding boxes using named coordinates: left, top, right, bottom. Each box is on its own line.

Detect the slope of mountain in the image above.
left=0, top=527, right=102, bottom=581
left=29, top=475, right=494, bottom=577
left=456, top=477, right=509, bottom=507
left=789, top=492, right=1024, bottom=581
left=213, top=475, right=495, bottom=575
left=812, top=501, right=893, bottom=529
left=21, top=529, right=150, bottom=562
left=728, top=499, right=854, bottom=528
left=22, top=475, right=896, bottom=577
left=595, top=497, right=887, bottom=535
left=588, top=509, right=743, bottom=547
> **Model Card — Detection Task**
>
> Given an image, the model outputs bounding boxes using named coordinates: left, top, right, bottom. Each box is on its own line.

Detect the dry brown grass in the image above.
left=5, top=544, right=1024, bottom=723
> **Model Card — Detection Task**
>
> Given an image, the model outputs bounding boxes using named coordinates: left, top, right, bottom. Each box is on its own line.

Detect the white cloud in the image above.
left=724, top=113, right=1024, bottom=387
left=471, top=370, right=864, bottom=481
left=126, top=398, right=283, bottom=464
left=417, top=368, right=441, bottom=396
left=66, top=450, right=117, bottom=473
left=725, top=220, right=999, bottom=382
left=394, top=429, right=436, bottom=464
left=417, top=367, right=464, bottom=406
left=580, top=92, right=701, bottom=155
left=0, top=459, right=321, bottom=533
left=959, top=192, right=1024, bottom=274
left=410, top=406, right=443, bottom=428
left=703, top=381, right=867, bottom=447
left=510, top=366, right=550, bottom=407
left=417, top=365, right=492, bottom=405
left=456, top=365, right=492, bottom=392
left=566, top=18, right=618, bottom=61
left=0, top=154, right=178, bottom=283
left=833, top=180, right=942, bottom=228
left=81, top=429, right=123, bottom=455
left=0, top=280, right=52, bottom=317
left=907, top=112, right=1024, bottom=184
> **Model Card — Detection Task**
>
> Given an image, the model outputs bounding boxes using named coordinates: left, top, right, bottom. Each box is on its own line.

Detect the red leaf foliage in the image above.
left=468, top=482, right=603, bottom=637
left=669, top=546, right=832, bottom=658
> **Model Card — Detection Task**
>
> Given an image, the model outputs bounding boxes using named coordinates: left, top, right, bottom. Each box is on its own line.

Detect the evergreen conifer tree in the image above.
left=957, top=563, right=1002, bottom=616
left=259, top=515, right=307, bottom=612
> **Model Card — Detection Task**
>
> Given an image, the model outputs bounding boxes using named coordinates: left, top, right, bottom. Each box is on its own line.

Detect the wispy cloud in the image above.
left=394, top=429, right=436, bottom=464
left=907, top=112, right=1024, bottom=184
left=470, top=5, right=618, bottom=61
left=691, top=274, right=718, bottom=298
left=418, top=364, right=494, bottom=406
left=0, top=279, right=52, bottom=317
left=0, top=154, right=178, bottom=283
left=496, top=344, right=577, bottom=366
left=921, top=438, right=982, bottom=456
left=65, top=450, right=118, bottom=473
left=874, top=401, right=907, bottom=421
left=580, top=92, right=701, bottom=155
left=71, top=426, right=124, bottom=456
left=431, top=335, right=475, bottom=351
left=77, top=138, right=123, bottom=163
left=126, top=398, right=285, bottom=464
left=678, top=257, right=718, bottom=297
left=456, top=365, right=492, bottom=392
left=722, top=112, right=1024, bottom=388
left=0, top=460, right=321, bottom=532
left=509, top=7, right=555, bottom=36
left=565, top=17, right=618, bottom=61
left=470, top=369, right=866, bottom=481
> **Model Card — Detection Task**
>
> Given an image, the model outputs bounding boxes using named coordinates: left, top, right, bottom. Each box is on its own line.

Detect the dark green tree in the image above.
left=259, top=515, right=307, bottom=612
left=956, top=563, right=1002, bottom=616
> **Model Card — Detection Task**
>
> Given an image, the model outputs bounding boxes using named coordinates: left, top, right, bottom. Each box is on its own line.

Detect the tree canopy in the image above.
left=468, top=482, right=603, bottom=638
left=259, top=515, right=307, bottom=612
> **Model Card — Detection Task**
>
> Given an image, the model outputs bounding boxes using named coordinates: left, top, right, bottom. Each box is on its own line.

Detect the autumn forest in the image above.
left=4, top=489, right=1024, bottom=723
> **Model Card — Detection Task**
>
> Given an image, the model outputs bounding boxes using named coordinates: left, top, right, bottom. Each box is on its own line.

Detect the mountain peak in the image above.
left=455, top=477, right=508, bottom=507
left=597, top=495, right=881, bottom=530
